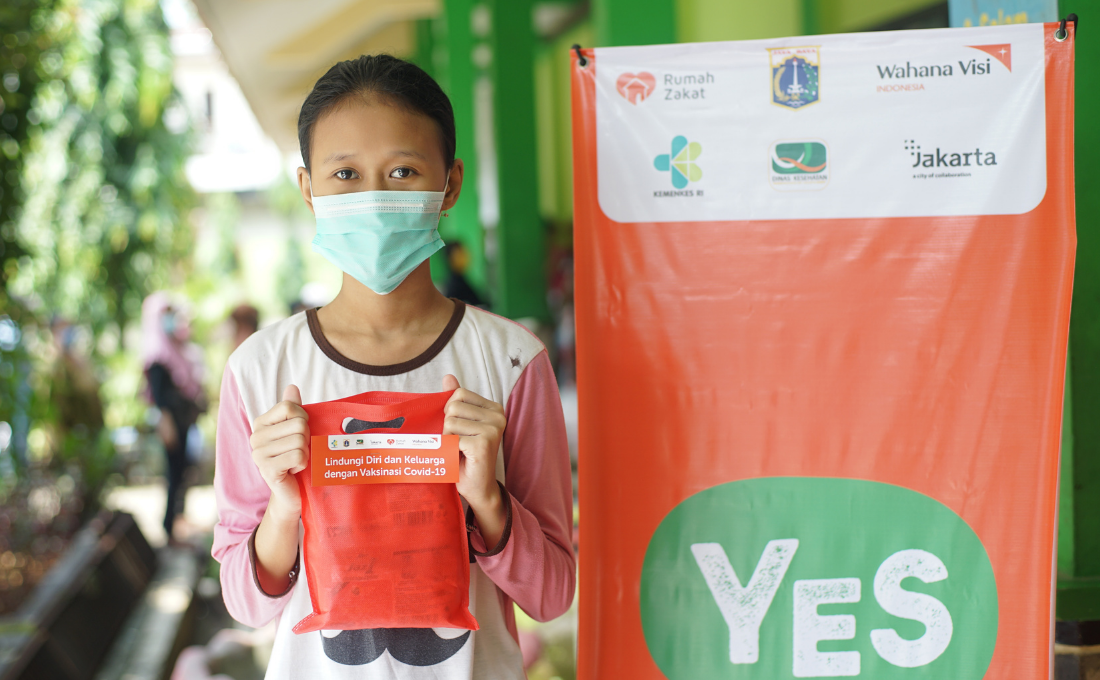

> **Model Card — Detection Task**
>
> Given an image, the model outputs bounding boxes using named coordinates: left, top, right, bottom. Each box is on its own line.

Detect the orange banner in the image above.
left=572, top=22, right=1075, bottom=680
left=310, top=434, right=459, bottom=486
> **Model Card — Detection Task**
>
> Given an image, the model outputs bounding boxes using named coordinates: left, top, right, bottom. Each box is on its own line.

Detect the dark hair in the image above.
left=230, top=303, right=259, bottom=333
left=298, top=54, right=456, bottom=173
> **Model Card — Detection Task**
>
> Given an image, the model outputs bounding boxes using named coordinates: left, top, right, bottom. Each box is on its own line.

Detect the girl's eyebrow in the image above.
left=322, top=150, right=427, bottom=163
left=324, top=152, right=358, bottom=163
left=394, top=150, right=428, bottom=161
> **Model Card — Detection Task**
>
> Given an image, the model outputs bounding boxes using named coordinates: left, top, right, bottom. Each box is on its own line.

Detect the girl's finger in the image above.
left=443, top=416, right=495, bottom=439
left=445, top=400, right=503, bottom=424
left=271, top=447, right=309, bottom=475
left=253, top=433, right=308, bottom=462
left=254, top=400, right=309, bottom=427
left=251, top=417, right=309, bottom=447
left=446, top=388, right=500, bottom=412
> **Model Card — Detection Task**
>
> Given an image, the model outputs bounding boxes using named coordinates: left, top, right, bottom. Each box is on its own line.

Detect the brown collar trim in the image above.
left=306, top=299, right=466, bottom=376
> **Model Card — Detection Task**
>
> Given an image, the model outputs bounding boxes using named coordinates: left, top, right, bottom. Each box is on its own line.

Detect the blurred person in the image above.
left=212, top=54, right=574, bottom=678
left=442, top=241, right=483, bottom=307
left=229, top=304, right=260, bottom=351
left=142, top=293, right=207, bottom=543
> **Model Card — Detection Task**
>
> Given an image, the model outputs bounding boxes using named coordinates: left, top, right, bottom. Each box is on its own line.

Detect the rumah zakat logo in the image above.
left=654, top=136, right=702, bottom=189
left=616, top=72, right=656, bottom=104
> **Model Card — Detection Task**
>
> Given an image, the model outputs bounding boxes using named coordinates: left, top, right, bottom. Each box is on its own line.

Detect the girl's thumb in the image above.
left=283, top=384, right=303, bottom=405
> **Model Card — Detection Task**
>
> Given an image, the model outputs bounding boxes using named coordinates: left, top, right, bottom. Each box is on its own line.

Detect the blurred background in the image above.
left=0, top=1, right=1095, bottom=679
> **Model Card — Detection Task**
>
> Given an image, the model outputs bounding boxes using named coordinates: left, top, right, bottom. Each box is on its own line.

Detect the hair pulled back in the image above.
left=298, top=54, right=456, bottom=173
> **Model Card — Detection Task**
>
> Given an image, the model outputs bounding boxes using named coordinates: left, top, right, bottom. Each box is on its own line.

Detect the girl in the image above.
left=212, top=55, right=575, bottom=679
left=143, top=292, right=205, bottom=544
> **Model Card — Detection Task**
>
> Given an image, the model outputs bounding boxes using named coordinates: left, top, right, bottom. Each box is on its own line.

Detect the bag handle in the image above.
left=342, top=416, right=406, bottom=433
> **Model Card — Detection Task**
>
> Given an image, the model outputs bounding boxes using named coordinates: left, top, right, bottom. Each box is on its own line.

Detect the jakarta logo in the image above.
left=640, top=477, right=997, bottom=680
left=616, top=71, right=656, bottom=104
left=768, top=46, right=820, bottom=109
left=654, top=136, right=702, bottom=189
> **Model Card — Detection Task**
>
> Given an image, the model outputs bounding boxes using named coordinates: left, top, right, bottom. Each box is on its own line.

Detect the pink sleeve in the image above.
left=470, top=351, right=576, bottom=621
left=211, top=368, right=295, bottom=627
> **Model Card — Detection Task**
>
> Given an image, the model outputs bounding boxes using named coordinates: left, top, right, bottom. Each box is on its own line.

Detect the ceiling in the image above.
left=190, top=0, right=440, bottom=156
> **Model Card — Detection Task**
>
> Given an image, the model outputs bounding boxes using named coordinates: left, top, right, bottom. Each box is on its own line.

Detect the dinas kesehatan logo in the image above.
left=616, top=71, right=657, bottom=105
left=640, top=478, right=998, bottom=680
left=654, top=136, right=702, bottom=189
left=770, top=140, right=829, bottom=190
left=768, top=46, right=820, bottom=110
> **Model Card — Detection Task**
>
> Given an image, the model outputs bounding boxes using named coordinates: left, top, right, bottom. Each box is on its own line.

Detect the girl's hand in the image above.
left=157, top=410, right=178, bottom=449
left=442, top=375, right=506, bottom=515
left=250, top=385, right=310, bottom=522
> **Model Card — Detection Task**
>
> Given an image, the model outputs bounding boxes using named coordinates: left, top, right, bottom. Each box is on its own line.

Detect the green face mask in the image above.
left=310, top=188, right=446, bottom=295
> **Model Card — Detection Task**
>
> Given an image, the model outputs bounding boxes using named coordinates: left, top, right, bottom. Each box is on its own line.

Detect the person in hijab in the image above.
left=142, top=292, right=206, bottom=543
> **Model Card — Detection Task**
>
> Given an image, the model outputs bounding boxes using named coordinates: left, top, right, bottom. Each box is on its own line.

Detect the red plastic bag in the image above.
left=293, top=390, right=477, bottom=633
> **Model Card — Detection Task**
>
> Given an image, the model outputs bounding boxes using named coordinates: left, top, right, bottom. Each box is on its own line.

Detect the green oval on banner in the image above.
left=640, top=477, right=997, bottom=679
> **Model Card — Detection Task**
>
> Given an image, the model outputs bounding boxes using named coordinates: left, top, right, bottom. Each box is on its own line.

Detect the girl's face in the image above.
left=298, top=97, right=463, bottom=211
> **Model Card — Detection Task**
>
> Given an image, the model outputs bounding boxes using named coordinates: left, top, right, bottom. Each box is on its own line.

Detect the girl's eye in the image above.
left=335, top=169, right=359, bottom=180
left=389, top=167, right=414, bottom=179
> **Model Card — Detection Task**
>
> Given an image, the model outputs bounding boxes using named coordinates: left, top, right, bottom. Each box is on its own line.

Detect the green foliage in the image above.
left=0, top=0, right=196, bottom=515
left=0, top=0, right=55, bottom=310
left=9, top=0, right=195, bottom=336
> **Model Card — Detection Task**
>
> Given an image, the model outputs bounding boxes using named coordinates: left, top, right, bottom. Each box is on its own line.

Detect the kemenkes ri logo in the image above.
left=654, top=136, right=702, bottom=189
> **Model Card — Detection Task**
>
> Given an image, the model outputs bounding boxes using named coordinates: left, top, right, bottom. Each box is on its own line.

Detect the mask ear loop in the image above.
left=441, top=171, right=451, bottom=218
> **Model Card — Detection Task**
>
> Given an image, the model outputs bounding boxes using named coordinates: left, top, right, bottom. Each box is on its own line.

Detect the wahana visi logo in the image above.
left=768, top=46, right=820, bottom=110
left=906, top=140, right=997, bottom=169
left=616, top=72, right=656, bottom=105
left=654, top=136, right=702, bottom=190
left=876, top=44, right=1011, bottom=85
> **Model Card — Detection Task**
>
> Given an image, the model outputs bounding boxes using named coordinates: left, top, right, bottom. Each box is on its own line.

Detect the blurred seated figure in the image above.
left=229, top=304, right=259, bottom=351
left=141, top=293, right=206, bottom=544
left=442, top=241, right=484, bottom=307
left=48, top=317, right=105, bottom=454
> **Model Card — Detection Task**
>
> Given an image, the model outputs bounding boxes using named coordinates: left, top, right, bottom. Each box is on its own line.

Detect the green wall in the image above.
left=677, top=0, right=801, bottom=42
left=1057, top=3, right=1100, bottom=620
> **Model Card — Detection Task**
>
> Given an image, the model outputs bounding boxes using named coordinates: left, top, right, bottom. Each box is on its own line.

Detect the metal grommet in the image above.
left=573, top=44, right=588, bottom=68
left=1056, top=13, right=1078, bottom=42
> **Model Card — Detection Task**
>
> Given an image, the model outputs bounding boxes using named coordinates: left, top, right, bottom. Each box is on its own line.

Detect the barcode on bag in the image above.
left=394, top=510, right=435, bottom=526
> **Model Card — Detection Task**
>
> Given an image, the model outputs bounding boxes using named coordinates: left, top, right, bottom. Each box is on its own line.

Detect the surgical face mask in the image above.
left=310, top=183, right=446, bottom=295
left=161, top=312, right=177, bottom=337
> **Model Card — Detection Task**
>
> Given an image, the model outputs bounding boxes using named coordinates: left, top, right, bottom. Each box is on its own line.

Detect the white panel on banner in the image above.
left=594, top=23, right=1046, bottom=222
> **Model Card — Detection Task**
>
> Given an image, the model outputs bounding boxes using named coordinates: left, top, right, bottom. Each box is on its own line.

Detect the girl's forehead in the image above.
left=313, top=98, right=442, bottom=158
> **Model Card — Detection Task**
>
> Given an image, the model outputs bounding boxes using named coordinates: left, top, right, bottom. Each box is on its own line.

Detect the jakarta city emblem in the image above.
left=768, top=46, right=820, bottom=110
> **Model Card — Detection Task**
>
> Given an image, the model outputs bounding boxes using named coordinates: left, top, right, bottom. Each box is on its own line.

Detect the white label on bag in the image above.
left=328, top=434, right=443, bottom=450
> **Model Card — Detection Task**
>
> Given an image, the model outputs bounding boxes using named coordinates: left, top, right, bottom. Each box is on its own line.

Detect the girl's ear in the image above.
left=297, top=167, right=315, bottom=215
left=442, top=160, right=464, bottom=212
